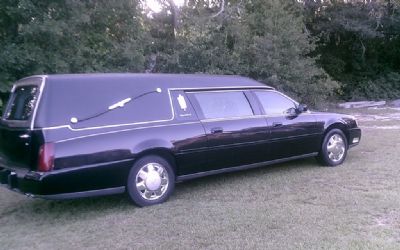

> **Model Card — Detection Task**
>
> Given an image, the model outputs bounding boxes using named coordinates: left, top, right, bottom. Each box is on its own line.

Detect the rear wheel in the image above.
left=317, top=129, right=348, bottom=166
left=127, top=155, right=175, bottom=207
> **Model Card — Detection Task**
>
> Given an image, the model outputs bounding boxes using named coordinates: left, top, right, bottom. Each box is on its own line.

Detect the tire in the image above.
left=317, top=129, right=348, bottom=167
left=127, top=155, right=175, bottom=207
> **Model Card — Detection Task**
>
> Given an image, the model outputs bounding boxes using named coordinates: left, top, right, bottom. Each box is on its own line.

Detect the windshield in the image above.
left=4, top=85, right=39, bottom=121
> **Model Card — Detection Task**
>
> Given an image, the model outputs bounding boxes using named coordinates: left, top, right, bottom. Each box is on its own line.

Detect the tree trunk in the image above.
left=167, top=0, right=178, bottom=39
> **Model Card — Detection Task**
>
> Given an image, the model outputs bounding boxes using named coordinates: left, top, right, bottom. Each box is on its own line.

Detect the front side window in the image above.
left=191, top=91, right=253, bottom=119
left=4, top=85, right=39, bottom=121
left=254, top=91, right=296, bottom=115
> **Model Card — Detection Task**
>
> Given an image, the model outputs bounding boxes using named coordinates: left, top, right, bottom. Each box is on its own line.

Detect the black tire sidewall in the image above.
left=127, top=155, right=175, bottom=207
left=319, top=129, right=348, bottom=167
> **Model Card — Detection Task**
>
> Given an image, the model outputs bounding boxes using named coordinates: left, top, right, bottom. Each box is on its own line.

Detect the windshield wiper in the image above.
left=70, top=88, right=162, bottom=124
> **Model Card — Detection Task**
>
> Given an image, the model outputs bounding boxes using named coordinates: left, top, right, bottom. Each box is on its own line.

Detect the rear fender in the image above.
left=131, top=139, right=177, bottom=173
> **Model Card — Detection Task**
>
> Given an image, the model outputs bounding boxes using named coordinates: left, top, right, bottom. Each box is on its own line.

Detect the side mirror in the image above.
left=286, top=107, right=298, bottom=117
left=297, top=104, right=308, bottom=113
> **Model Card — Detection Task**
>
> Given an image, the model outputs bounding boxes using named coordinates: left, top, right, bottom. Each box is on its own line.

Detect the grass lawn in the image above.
left=1, top=110, right=400, bottom=249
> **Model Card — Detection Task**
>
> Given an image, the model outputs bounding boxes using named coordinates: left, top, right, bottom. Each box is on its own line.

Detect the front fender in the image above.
left=324, top=118, right=347, bottom=130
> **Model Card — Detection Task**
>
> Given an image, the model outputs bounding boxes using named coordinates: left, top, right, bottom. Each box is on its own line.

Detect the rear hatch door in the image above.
left=0, top=77, right=44, bottom=170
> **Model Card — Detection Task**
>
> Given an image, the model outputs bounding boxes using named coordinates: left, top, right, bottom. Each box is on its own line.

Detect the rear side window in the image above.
left=191, top=91, right=253, bottom=119
left=254, top=91, right=296, bottom=115
left=4, top=85, right=39, bottom=121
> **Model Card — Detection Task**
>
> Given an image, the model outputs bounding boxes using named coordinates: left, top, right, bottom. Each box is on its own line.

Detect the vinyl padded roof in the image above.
left=41, top=73, right=272, bottom=89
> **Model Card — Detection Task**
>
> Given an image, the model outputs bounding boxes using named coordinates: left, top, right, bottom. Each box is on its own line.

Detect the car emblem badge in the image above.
left=177, top=94, right=187, bottom=111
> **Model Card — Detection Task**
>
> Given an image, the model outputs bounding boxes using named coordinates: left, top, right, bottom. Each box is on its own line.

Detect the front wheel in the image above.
left=127, top=155, right=175, bottom=207
left=317, top=129, right=348, bottom=166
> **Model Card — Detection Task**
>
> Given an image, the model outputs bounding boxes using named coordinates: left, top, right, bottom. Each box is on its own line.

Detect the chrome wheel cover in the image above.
left=327, top=134, right=346, bottom=162
left=135, top=163, right=169, bottom=201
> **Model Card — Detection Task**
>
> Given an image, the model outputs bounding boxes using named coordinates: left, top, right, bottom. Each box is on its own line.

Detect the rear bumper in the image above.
left=0, top=159, right=132, bottom=200
left=348, top=127, right=362, bottom=148
left=0, top=167, right=41, bottom=195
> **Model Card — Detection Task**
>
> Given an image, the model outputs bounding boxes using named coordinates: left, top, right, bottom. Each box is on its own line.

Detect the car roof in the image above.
left=24, top=73, right=273, bottom=90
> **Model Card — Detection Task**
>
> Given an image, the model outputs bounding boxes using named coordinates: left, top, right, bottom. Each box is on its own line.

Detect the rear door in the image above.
left=187, top=90, right=269, bottom=171
left=0, top=78, right=43, bottom=169
left=169, top=90, right=210, bottom=176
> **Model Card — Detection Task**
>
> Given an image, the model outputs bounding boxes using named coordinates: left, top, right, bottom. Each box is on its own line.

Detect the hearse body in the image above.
left=0, top=74, right=361, bottom=206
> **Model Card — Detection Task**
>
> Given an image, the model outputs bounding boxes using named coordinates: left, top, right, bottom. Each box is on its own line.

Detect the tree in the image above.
left=242, top=0, right=338, bottom=104
left=147, top=0, right=338, bottom=105
left=0, top=0, right=146, bottom=105
left=2, top=0, right=361, bottom=108
left=304, top=0, right=400, bottom=100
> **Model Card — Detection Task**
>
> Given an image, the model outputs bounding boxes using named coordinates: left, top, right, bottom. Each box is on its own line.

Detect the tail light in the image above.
left=38, top=143, right=55, bottom=172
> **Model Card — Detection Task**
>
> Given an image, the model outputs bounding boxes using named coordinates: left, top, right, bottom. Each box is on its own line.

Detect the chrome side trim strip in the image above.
left=35, top=158, right=134, bottom=178
left=185, top=89, right=262, bottom=94
left=44, top=112, right=316, bottom=133
left=55, top=121, right=202, bottom=143
left=199, top=113, right=315, bottom=123
left=169, top=86, right=274, bottom=91
left=176, top=152, right=319, bottom=182
left=30, top=186, right=126, bottom=200
left=200, top=115, right=266, bottom=123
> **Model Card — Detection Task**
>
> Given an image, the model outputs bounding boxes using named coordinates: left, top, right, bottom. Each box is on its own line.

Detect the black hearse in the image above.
left=0, top=74, right=361, bottom=206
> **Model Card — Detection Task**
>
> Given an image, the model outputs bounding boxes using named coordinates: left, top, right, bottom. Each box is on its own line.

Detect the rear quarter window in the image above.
left=4, top=85, right=39, bottom=121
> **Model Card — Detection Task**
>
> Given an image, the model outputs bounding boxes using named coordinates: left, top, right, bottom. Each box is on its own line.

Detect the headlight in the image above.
left=350, top=115, right=358, bottom=127
left=344, top=116, right=358, bottom=127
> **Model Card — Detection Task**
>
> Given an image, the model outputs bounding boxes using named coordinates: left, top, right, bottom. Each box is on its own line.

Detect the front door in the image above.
left=252, top=90, right=320, bottom=160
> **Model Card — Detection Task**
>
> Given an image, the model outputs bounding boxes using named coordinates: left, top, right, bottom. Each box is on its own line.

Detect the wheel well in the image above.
left=134, top=148, right=178, bottom=175
left=324, top=123, right=350, bottom=145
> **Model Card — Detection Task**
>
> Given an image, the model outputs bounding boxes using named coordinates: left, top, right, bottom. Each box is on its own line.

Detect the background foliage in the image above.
left=304, top=0, right=400, bottom=100
left=1, top=0, right=399, bottom=108
left=0, top=0, right=145, bottom=103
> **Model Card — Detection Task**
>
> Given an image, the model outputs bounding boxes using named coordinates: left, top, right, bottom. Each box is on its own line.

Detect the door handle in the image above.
left=272, top=122, right=283, bottom=128
left=210, top=127, right=224, bottom=134
left=19, top=134, right=30, bottom=139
